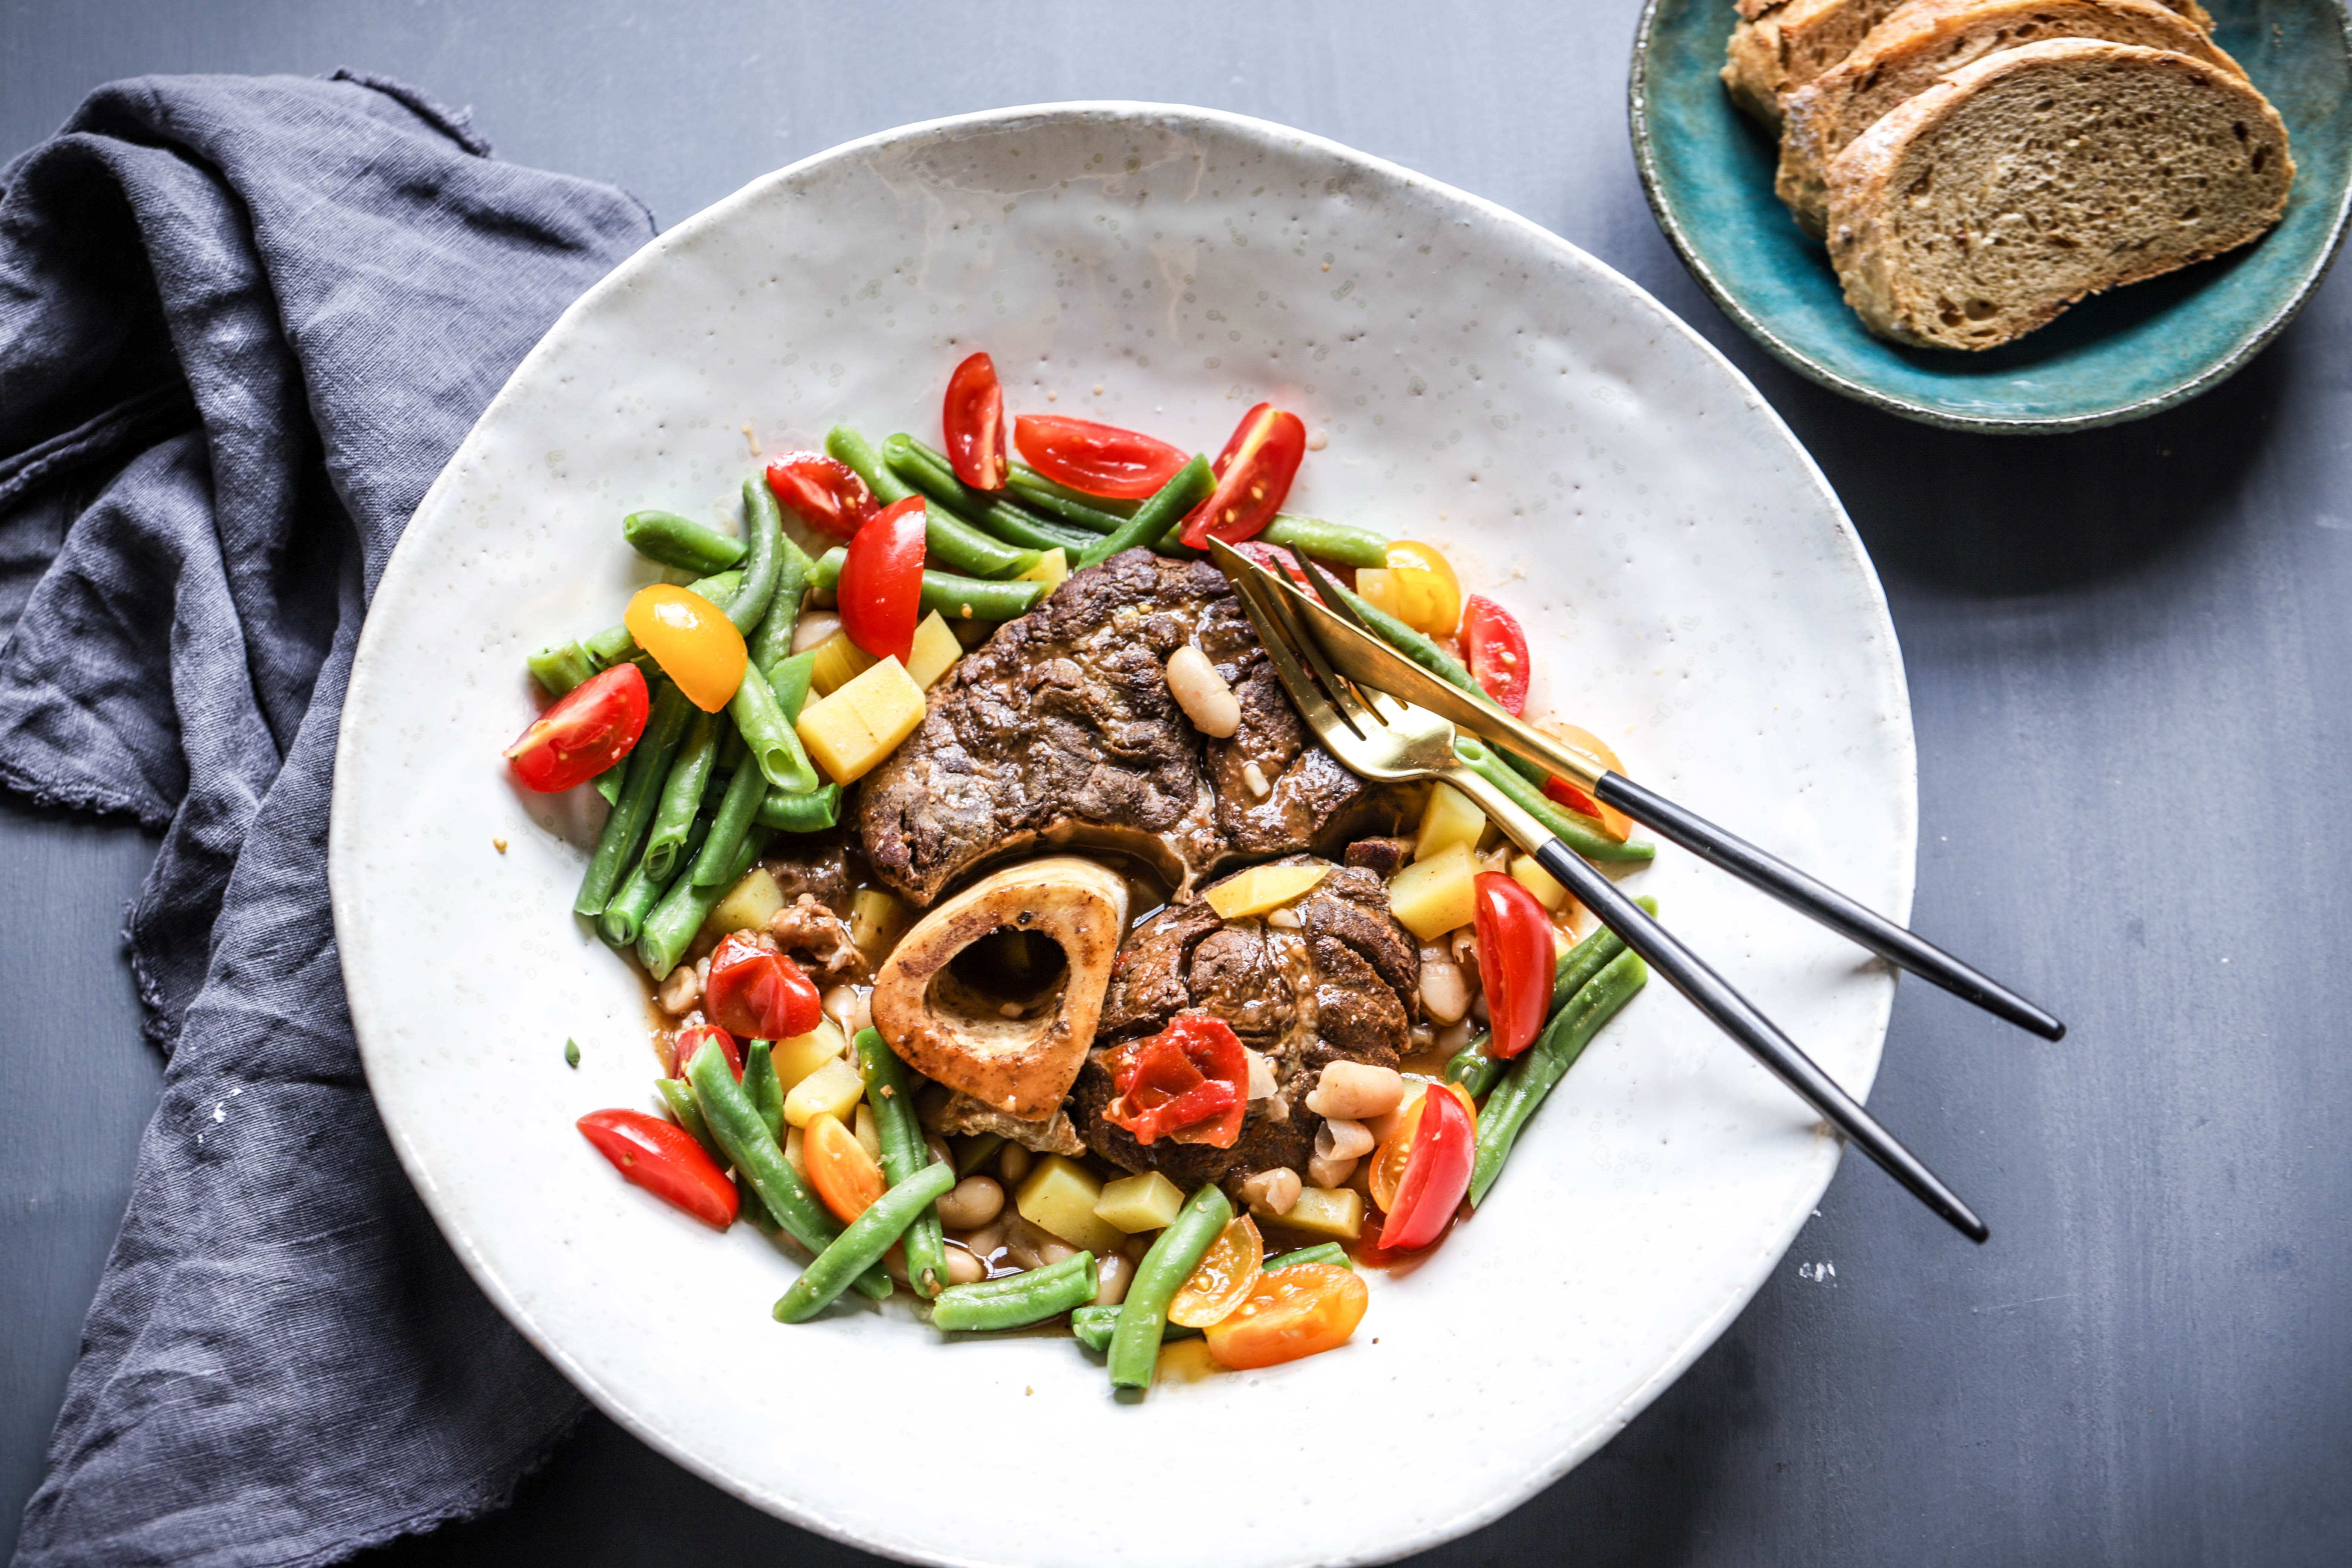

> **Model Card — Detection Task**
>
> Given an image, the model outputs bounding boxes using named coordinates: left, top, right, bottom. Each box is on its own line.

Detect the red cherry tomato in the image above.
left=1474, top=871, right=1555, bottom=1059
left=577, top=1109, right=739, bottom=1229
left=704, top=933, right=822, bottom=1041
left=503, top=663, right=649, bottom=793
left=1379, top=1081, right=1474, bottom=1250
left=672, top=1024, right=741, bottom=1082
left=838, top=496, right=927, bottom=663
left=1233, top=540, right=1312, bottom=587
left=943, top=351, right=1009, bottom=490
left=1462, top=595, right=1532, bottom=716
left=1012, top=414, right=1190, bottom=500
left=1102, top=1014, right=1250, bottom=1148
left=766, top=452, right=877, bottom=542
left=1178, top=403, right=1307, bottom=549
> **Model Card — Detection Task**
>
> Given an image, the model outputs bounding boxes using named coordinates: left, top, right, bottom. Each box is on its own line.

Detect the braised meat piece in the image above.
left=856, top=550, right=1414, bottom=907
left=1070, top=856, right=1419, bottom=1189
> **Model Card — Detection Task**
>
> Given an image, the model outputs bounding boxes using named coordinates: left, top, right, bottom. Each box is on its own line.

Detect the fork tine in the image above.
left=1274, top=564, right=1414, bottom=723
left=1291, top=553, right=1368, bottom=632
left=1225, top=566, right=1358, bottom=743
left=1255, top=567, right=1383, bottom=735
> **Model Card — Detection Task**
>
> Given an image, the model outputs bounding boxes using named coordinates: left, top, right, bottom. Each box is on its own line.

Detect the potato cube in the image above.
left=1204, top=862, right=1329, bottom=921
left=1415, top=782, right=1486, bottom=863
left=784, top=1124, right=806, bottom=1176
left=1015, top=547, right=1069, bottom=589
left=770, top=1021, right=848, bottom=1094
left=1094, top=1171, right=1188, bottom=1233
left=854, top=1103, right=883, bottom=1163
left=849, top=888, right=908, bottom=960
left=1277, top=1185, right=1363, bottom=1242
left=1387, top=841, right=1478, bottom=941
left=807, top=629, right=877, bottom=697
left=784, top=1055, right=864, bottom=1128
left=1509, top=854, right=1572, bottom=913
left=904, top=611, right=963, bottom=691
left=1016, top=1154, right=1124, bottom=1253
left=703, top=866, right=784, bottom=941
left=797, top=657, right=926, bottom=785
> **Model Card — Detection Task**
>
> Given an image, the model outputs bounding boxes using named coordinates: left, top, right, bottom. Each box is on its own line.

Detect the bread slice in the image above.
left=1777, top=0, right=2244, bottom=235
left=1824, top=39, right=2293, bottom=350
left=1723, top=0, right=2212, bottom=128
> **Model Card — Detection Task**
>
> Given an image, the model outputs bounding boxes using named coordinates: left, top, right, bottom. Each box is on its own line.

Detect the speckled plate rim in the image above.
left=1628, top=0, right=2352, bottom=435
left=335, top=100, right=1914, bottom=1568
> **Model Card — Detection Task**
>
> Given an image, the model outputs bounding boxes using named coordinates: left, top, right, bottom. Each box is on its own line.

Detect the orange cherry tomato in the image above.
left=1462, top=595, right=1531, bottom=715
left=672, top=1024, right=741, bottom=1082
left=1178, top=403, right=1307, bottom=548
left=1380, top=1081, right=1474, bottom=1250
left=704, top=934, right=822, bottom=1041
left=839, top=496, right=927, bottom=663
left=1013, top=414, right=1190, bottom=500
left=1475, top=871, right=1555, bottom=1059
left=943, top=351, right=1009, bottom=490
left=766, top=452, right=877, bottom=541
left=1169, top=1214, right=1266, bottom=1328
left=624, top=583, right=747, bottom=712
left=577, top=1109, right=739, bottom=1230
left=503, top=663, right=649, bottom=792
left=804, top=1111, right=886, bottom=1223
left=1355, top=540, right=1462, bottom=638
left=1369, top=1080, right=1478, bottom=1214
left=1536, top=721, right=1634, bottom=843
left=1203, top=1263, right=1368, bottom=1369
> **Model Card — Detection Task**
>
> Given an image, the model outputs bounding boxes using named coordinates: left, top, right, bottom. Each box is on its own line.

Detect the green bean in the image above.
left=1469, top=949, right=1650, bottom=1207
left=625, top=509, right=747, bottom=575
left=756, top=782, right=842, bottom=833
left=825, top=425, right=920, bottom=507
left=574, top=679, right=694, bottom=917
left=930, top=1250, right=1097, bottom=1332
left=655, top=1076, right=727, bottom=1168
left=828, top=429, right=1040, bottom=578
left=601, top=813, right=711, bottom=947
left=954, top=1133, right=1006, bottom=1176
left=637, top=826, right=768, bottom=980
left=749, top=532, right=815, bottom=679
left=744, top=1041, right=786, bottom=1143
left=723, top=476, right=783, bottom=635
left=528, top=641, right=598, bottom=696
left=1446, top=898, right=1656, bottom=1096
left=774, top=1161, right=956, bottom=1323
left=1262, top=1243, right=1353, bottom=1274
left=728, top=660, right=818, bottom=793
left=769, top=650, right=816, bottom=723
left=593, top=767, right=624, bottom=807
left=1110, top=1183, right=1231, bottom=1390
left=854, top=1027, right=950, bottom=1299
left=642, top=709, right=720, bottom=886
left=687, top=1040, right=890, bottom=1298
left=578, top=569, right=742, bottom=671
left=1455, top=735, right=1654, bottom=864
left=1078, top=455, right=1215, bottom=570
left=885, top=436, right=1096, bottom=554
left=687, top=753, right=768, bottom=890
left=1071, top=1305, right=1199, bottom=1354
left=807, top=548, right=1047, bottom=623
left=1009, top=464, right=1136, bottom=528
left=1258, top=514, right=1389, bottom=568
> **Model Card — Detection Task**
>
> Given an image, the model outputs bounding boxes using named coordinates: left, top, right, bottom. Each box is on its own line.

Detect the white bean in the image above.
left=1419, top=958, right=1470, bottom=1025
left=954, top=1221, right=1005, bottom=1259
left=1093, top=1251, right=1134, bottom=1308
left=1436, top=1019, right=1476, bottom=1056
left=1165, top=645, right=1241, bottom=738
left=936, top=1174, right=1004, bottom=1230
left=821, top=984, right=859, bottom=1032
left=1242, top=1047, right=1278, bottom=1101
left=1307, top=1153, right=1358, bottom=1189
left=1239, top=1167, right=1303, bottom=1216
left=792, top=610, right=842, bottom=654
left=656, top=965, right=701, bottom=1017
left=1305, top=1061, right=1407, bottom=1121
left=997, top=1142, right=1032, bottom=1184
left=944, top=1242, right=988, bottom=1285
left=1315, top=1117, right=1376, bottom=1162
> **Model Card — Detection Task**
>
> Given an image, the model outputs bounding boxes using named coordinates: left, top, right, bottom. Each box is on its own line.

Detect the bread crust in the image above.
left=1776, top=0, right=2242, bottom=236
left=1824, top=39, right=2293, bottom=349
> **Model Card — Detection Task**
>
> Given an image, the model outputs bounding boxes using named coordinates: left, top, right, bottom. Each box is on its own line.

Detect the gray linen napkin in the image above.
left=0, top=72, right=654, bottom=1566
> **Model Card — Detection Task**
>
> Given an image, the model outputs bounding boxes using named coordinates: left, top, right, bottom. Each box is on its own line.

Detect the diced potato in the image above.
left=784, top=1055, right=864, bottom=1128
left=704, top=866, right=784, bottom=940
left=1015, top=547, right=1069, bottom=589
left=770, top=1020, right=848, bottom=1094
left=904, top=611, right=962, bottom=691
left=797, top=657, right=926, bottom=784
left=1095, top=1171, right=1187, bottom=1233
left=854, top=1103, right=883, bottom=1163
left=1415, top=782, right=1485, bottom=864
left=1509, top=853, right=1571, bottom=913
left=784, top=1124, right=806, bottom=1176
left=849, top=888, right=908, bottom=961
left=1017, top=1154, right=1124, bottom=1254
left=1204, top=862, right=1329, bottom=921
left=808, top=629, right=878, bottom=697
left=1387, top=841, right=1478, bottom=942
left=1278, top=1185, right=1364, bottom=1242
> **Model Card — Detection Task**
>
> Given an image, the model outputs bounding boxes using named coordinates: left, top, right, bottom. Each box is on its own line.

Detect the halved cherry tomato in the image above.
left=1354, top=540, right=1462, bottom=638
left=766, top=452, right=878, bottom=541
left=577, top=1109, right=739, bottom=1230
left=1474, top=871, right=1554, bottom=1059
left=1234, top=540, right=1312, bottom=587
left=624, top=583, right=747, bottom=712
left=1536, top=720, right=1634, bottom=843
left=804, top=1110, right=886, bottom=1223
left=1013, top=414, right=1189, bottom=500
left=1101, top=1014, right=1249, bottom=1148
left=838, top=496, right=927, bottom=662
left=671, top=1024, right=742, bottom=1083
left=1379, top=1081, right=1474, bottom=1251
left=1169, top=1214, right=1265, bottom=1328
left=1462, top=595, right=1531, bottom=716
left=943, top=351, right=1009, bottom=490
left=1369, top=1080, right=1478, bottom=1214
left=503, top=663, right=649, bottom=792
left=1203, top=1262, right=1368, bottom=1369
left=704, top=934, right=822, bottom=1042
left=1178, top=403, right=1307, bottom=548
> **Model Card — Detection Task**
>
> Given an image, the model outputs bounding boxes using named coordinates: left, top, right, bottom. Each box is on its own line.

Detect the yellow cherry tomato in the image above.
left=623, top=584, right=746, bottom=711
left=1169, top=1214, right=1266, bottom=1328
left=1355, top=540, right=1462, bottom=637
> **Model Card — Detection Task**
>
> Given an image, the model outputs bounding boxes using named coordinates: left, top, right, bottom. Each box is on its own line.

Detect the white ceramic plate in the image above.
left=332, top=104, right=1913, bottom=1568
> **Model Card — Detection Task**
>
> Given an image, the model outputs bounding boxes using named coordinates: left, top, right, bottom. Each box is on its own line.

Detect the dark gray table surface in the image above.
left=5, top=3, right=2347, bottom=1564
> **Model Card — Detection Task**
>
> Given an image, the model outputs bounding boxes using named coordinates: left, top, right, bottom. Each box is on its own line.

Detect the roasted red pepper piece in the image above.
left=1102, top=1014, right=1250, bottom=1148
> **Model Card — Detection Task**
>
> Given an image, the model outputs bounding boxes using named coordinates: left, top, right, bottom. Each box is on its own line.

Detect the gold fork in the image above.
left=1209, top=537, right=1988, bottom=1243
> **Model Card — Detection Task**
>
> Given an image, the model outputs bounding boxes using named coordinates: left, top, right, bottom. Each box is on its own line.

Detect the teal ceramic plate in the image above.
left=1631, top=0, right=2352, bottom=431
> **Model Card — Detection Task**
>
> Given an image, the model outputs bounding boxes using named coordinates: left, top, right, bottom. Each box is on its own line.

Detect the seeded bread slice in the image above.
left=1824, top=39, right=2293, bottom=350
left=1723, top=0, right=2212, bottom=128
left=1777, top=0, right=2244, bottom=235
